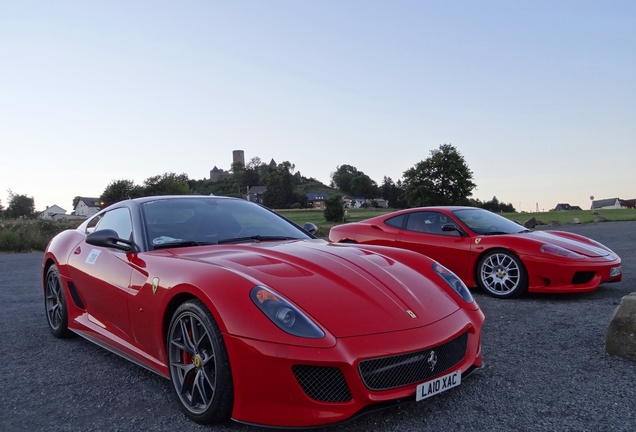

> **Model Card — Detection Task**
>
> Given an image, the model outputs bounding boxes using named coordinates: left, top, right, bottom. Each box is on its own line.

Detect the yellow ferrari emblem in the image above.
left=406, top=310, right=417, bottom=319
left=475, top=238, right=482, bottom=245
left=152, top=277, right=160, bottom=294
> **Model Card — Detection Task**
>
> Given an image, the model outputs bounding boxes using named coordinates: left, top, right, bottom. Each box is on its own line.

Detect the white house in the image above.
left=591, top=198, right=622, bottom=210
left=74, top=197, right=101, bottom=217
left=40, top=205, right=67, bottom=220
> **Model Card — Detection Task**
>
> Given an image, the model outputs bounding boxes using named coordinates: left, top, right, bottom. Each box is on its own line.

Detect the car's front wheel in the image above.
left=44, top=264, right=73, bottom=338
left=477, top=250, right=528, bottom=299
left=167, top=300, right=233, bottom=424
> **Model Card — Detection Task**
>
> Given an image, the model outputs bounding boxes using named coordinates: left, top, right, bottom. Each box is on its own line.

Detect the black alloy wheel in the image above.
left=44, top=264, right=72, bottom=338
left=167, top=300, right=233, bottom=424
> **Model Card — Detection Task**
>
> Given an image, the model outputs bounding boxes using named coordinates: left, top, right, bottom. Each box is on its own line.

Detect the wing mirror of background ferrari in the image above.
left=441, top=223, right=460, bottom=233
left=303, top=222, right=318, bottom=237
left=86, top=229, right=138, bottom=252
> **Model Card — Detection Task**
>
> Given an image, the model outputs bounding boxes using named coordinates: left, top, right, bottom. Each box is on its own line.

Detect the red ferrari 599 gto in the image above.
left=43, top=196, right=484, bottom=428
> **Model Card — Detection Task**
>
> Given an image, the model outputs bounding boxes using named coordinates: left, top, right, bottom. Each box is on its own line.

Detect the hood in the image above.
left=524, top=231, right=610, bottom=257
left=172, top=239, right=460, bottom=338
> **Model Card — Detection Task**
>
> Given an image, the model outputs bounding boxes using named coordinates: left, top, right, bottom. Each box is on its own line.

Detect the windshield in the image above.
left=452, top=208, right=528, bottom=235
left=141, top=197, right=311, bottom=249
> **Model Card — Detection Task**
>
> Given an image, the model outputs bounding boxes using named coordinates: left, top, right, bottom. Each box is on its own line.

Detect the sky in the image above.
left=1, top=1, right=634, bottom=213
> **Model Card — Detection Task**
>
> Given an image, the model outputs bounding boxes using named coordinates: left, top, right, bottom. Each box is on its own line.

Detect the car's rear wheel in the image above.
left=44, top=264, right=73, bottom=338
left=477, top=250, right=528, bottom=299
left=167, top=300, right=233, bottom=424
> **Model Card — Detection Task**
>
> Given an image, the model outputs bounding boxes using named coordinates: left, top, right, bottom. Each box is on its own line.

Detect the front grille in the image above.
left=292, top=365, right=352, bottom=402
left=359, top=332, right=468, bottom=391
left=572, top=271, right=595, bottom=284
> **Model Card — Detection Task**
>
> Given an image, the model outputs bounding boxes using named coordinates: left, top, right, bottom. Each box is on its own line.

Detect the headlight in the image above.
left=433, top=263, right=473, bottom=303
left=250, top=286, right=324, bottom=338
left=540, top=244, right=583, bottom=259
left=587, top=238, right=614, bottom=253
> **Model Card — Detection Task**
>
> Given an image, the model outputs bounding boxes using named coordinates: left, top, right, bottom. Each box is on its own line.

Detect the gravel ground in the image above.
left=1, top=221, right=635, bottom=432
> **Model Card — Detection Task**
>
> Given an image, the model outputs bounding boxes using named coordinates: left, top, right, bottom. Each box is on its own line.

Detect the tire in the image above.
left=167, top=300, right=233, bottom=424
left=44, top=264, right=73, bottom=338
left=477, top=250, right=528, bottom=299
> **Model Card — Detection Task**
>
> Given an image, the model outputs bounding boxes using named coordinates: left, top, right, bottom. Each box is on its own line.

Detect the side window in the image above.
left=85, top=214, right=102, bottom=234
left=406, top=212, right=434, bottom=233
left=94, top=208, right=133, bottom=241
left=385, top=214, right=406, bottom=229
left=405, top=211, right=457, bottom=235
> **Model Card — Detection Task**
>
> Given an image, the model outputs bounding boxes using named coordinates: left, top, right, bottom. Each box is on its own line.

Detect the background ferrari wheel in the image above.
left=477, top=250, right=528, bottom=299
left=44, top=264, right=72, bottom=338
left=167, top=300, right=233, bottom=424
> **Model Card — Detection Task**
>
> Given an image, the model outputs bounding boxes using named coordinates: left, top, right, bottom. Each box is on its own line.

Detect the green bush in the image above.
left=0, top=219, right=81, bottom=252
left=324, top=195, right=345, bottom=222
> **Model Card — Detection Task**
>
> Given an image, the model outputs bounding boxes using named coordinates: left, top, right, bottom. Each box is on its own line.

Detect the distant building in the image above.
left=209, top=150, right=279, bottom=183
left=246, top=186, right=267, bottom=204
left=552, top=203, right=582, bottom=211
left=209, top=166, right=233, bottom=182
left=40, top=205, right=67, bottom=220
left=591, top=198, right=621, bottom=210
left=74, top=197, right=101, bottom=217
left=372, top=198, right=389, bottom=208
left=342, top=196, right=366, bottom=208
left=306, top=192, right=329, bottom=209
left=233, top=150, right=245, bottom=166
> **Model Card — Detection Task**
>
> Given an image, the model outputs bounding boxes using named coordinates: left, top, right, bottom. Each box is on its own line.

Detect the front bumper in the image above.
left=224, top=307, right=484, bottom=428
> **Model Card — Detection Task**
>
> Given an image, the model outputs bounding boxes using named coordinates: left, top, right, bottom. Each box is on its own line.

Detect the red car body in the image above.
left=42, top=196, right=483, bottom=428
left=329, top=206, right=622, bottom=299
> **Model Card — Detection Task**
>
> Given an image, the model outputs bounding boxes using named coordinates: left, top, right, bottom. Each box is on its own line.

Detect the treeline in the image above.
left=1, top=144, right=516, bottom=218
left=99, top=159, right=318, bottom=209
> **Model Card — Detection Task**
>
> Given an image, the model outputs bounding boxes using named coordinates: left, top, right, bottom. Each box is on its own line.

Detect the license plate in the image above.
left=416, top=370, right=461, bottom=401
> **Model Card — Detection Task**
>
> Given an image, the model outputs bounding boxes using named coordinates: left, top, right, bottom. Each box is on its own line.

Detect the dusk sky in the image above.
left=1, top=1, right=634, bottom=213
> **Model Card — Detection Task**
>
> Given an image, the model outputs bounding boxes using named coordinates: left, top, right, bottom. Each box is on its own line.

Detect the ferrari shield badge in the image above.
left=406, top=310, right=417, bottom=319
left=152, top=277, right=160, bottom=294
left=475, top=237, right=482, bottom=245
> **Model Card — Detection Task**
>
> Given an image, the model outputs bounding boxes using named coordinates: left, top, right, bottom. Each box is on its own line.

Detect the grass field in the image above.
left=279, top=207, right=636, bottom=238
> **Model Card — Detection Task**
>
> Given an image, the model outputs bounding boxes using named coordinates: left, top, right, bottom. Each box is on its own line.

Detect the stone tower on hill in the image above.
left=233, top=150, right=245, bottom=167
left=210, top=149, right=245, bottom=182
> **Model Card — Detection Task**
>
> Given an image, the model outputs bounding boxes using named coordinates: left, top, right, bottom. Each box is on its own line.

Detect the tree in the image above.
left=100, top=180, right=143, bottom=207
left=143, top=173, right=191, bottom=196
left=350, top=175, right=377, bottom=198
left=263, top=162, right=296, bottom=209
left=331, top=164, right=378, bottom=198
left=478, top=196, right=516, bottom=213
left=381, top=176, right=407, bottom=209
left=324, top=194, right=345, bottom=222
left=5, top=191, right=36, bottom=219
left=263, top=170, right=287, bottom=209
left=330, top=165, right=358, bottom=193
left=402, top=144, right=476, bottom=207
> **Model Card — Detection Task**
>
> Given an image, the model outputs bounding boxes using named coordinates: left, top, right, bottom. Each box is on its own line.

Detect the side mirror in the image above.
left=441, top=223, right=460, bottom=233
left=303, top=222, right=318, bottom=236
left=86, top=229, right=137, bottom=252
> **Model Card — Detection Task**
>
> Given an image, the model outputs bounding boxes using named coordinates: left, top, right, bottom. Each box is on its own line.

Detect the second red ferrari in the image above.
left=329, top=206, right=622, bottom=299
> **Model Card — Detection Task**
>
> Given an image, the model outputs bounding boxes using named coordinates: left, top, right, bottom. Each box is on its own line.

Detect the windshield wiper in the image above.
left=153, top=240, right=215, bottom=250
left=217, top=235, right=299, bottom=244
left=483, top=229, right=530, bottom=236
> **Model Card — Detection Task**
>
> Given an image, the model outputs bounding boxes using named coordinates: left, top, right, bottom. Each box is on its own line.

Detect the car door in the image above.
left=394, top=211, right=472, bottom=282
left=67, top=207, right=137, bottom=342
